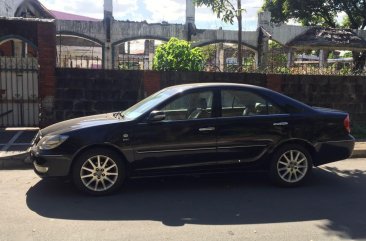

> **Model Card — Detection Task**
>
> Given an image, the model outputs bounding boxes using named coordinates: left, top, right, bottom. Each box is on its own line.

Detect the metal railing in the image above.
left=54, top=49, right=366, bottom=76
left=57, top=55, right=103, bottom=69
left=263, top=48, right=366, bottom=76
left=115, top=54, right=153, bottom=70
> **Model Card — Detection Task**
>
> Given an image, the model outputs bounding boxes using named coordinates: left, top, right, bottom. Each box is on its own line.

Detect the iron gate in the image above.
left=0, top=57, right=39, bottom=127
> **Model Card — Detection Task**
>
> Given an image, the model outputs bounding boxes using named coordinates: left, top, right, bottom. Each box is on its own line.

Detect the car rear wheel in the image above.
left=270, top=144, right=312, bottom=187
left=72, top=148, right=125, bottom=195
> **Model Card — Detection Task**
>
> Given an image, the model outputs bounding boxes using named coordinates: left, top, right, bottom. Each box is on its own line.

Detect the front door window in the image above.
left=161, top=91, right=213, bottom=121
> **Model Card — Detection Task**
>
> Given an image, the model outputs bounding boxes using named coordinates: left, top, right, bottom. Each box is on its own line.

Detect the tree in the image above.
left=262, top=0, right=338, bottom=27
left=194, top=0, right=245, bottom=71
left=153, top=38, right=204, bottom=71
left=262, top=0, right=366, bottom=71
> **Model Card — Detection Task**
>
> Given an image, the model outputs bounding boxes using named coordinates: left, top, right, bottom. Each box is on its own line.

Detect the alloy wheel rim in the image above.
left=277, top=150, right=308, bottom=183
left=80, top=155, right=118, bottom=192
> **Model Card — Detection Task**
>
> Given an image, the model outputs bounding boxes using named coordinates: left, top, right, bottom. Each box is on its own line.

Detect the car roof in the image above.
left=165, top=82, right=265, bottom=91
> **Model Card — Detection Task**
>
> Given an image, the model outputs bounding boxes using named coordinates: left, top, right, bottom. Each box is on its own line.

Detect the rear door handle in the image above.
left=199, top=127, right=215, bottom=132
left=273, top=122, right=288, bottom=126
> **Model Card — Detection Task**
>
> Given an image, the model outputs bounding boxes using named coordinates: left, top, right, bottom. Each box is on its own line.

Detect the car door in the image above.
left=131, top=89, right=219, bottom=173
left=216, top=88, right=290, bottom=165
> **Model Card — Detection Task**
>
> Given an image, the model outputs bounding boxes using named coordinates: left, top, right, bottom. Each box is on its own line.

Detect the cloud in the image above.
left=40, top=0, right=263, bottom=30
left=113, top=0, right=140, bottom=20
left=195, top=1, right=262, bottom=31
left=143, top=0, right=185, bottom=23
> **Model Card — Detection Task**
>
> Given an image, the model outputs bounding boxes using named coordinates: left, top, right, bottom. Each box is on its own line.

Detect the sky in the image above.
left=40, top=0, right=264, bottom=31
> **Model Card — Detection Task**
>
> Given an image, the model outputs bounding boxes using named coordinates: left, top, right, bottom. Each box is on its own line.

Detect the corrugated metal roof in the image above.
left=288, top=27, right=366, bottom=50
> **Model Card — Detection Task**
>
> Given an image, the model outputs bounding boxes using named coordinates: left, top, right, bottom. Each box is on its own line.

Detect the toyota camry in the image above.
left=30, top=83, right=355, bottom=195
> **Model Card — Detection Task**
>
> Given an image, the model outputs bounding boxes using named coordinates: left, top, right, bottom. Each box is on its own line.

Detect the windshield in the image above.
left=123, top=88, right=179, bottom=119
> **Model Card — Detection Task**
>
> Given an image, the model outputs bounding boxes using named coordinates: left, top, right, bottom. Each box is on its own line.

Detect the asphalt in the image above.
left=0, top=127, right=365, bottom=169
left=2, top=159, right=366, bottom=241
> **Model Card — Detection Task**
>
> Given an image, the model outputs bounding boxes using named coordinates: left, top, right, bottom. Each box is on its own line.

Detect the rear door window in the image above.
left=221, top=89, right=285, bottom=117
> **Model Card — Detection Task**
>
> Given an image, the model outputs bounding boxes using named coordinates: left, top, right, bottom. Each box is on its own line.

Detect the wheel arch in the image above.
left=269, top=139, right=317, bottom=166
left=69, top=144, right=131, bottom=176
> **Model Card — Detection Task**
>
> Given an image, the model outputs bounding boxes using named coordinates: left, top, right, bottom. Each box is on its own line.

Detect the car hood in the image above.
left=41, top=113, right=124, bottom=136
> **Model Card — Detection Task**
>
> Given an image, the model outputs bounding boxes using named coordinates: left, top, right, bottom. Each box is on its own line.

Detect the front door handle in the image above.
left=273, top=122, right=288, bottom=126
left=199, top=127, right=215, bottom=132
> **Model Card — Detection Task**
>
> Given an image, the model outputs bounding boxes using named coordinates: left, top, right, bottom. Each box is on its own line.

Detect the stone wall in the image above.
left=274, top=75, right=366, bottom=123
left=53, top=69, right=143, bottom=122
left=52, top=69, right=366, bottom=129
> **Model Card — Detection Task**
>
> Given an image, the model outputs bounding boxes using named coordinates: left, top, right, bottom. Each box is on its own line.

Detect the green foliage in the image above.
left=200, top=44, right=217, bottom=62
left=328, top=51, right=336, bottom=59
left=269, top=40, right=282, bottom=49
left=343, top=51, right=353, bottom=58
left=118, top=61, right=140, bottom=70
left=242, top=56, right=256, bottom=72
left=269, top=40, right=287, bottom=66
left=194, top=0, right=246, bottom=70
left=335, top=0, right=366, bottom=29
left=274, top=67, right=291, bottom=74
left=262, top=0, right=366, bottom=29
left=153, top=38, right=204, bottom=71
left=262, top=0, right=366, bottom=71
left=339, top=66, right=353, bottom=75
left=262, top=0, right=338, bottom=27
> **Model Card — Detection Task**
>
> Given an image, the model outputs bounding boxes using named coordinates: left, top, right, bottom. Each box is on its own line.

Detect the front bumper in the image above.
left=30, top=146, right=72, bottom=177
left=314, top=136, right=355, bottom=166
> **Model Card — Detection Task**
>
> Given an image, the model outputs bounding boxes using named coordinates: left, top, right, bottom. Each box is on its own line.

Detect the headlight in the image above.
left=38, top=135, right=69, bottom=150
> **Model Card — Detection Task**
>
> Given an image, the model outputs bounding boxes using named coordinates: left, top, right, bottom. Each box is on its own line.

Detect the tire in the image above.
left=270, top=144, right=313, bottom=187
left=72, top=148, right=125, bottom=195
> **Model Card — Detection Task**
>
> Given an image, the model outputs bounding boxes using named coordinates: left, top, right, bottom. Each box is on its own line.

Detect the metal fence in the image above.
left=203, top=59, right=257, bottom=73
left=55, top=46, right=366, bottom=76
left=56, top=55, right=103, bottom=69
left=262, top=48, right=366, bottom=76
left=115, top=54, right=153, bottom=70
left=0, top=57, right=39, bottom=127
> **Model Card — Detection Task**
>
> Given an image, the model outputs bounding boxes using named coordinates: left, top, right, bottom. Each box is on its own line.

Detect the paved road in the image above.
left=1, top=159, right=366, bottom=241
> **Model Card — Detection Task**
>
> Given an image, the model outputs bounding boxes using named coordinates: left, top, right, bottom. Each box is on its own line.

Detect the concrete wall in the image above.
left=191, top=29, right=258, bottom=49
left=111, top=21, right=185, bottom=43
left=51, top=69, right=366, bottom=129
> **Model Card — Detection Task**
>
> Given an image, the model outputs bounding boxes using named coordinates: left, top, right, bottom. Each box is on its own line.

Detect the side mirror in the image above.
left=148, top=110, right=166, bottom=122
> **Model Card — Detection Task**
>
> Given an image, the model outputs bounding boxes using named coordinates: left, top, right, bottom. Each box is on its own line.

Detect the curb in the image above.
left=351, top=149, right=366, bottom=159
left=0, top=152, right=32, bottom=170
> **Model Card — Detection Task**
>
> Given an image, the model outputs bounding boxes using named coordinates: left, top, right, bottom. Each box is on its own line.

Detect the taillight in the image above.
left=344, top=115, right=351, bottom=133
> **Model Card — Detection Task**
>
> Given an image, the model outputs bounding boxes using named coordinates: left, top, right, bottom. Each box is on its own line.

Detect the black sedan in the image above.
left=30, top=83, right=355, bottom=195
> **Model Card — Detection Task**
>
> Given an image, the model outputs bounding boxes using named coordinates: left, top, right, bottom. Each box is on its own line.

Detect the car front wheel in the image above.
left=72, top=148, right=125, bottom=195
left=270, top=144, right=312, bottom=187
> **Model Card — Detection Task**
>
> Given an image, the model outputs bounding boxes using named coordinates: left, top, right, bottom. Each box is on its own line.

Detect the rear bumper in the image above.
left=30, top=146, right=72, bottom=177
left=314, top=137, right=355, bottom=166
